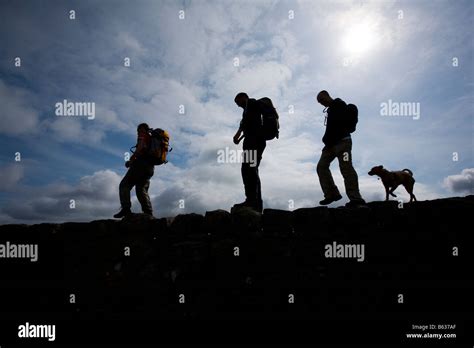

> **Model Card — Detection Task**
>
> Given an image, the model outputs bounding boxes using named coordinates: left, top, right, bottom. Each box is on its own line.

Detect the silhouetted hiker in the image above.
left=233, top=92, right=268, bottom=213
left=114, top=123, right=155, bottom=218
left=316, top=90, right=366, bottom=207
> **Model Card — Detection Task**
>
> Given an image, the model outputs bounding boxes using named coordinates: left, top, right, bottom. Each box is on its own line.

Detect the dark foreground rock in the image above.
left=0, top=196, right=472, bottom=342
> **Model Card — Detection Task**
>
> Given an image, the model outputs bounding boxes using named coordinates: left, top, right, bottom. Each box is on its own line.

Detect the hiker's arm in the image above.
left=233, top=127, right=243, bottom=144
left=130, top=143, right=139, bottom=162
left=233, top=119, right=244, bottom=144
left=130, top=133, right=147, bottom=161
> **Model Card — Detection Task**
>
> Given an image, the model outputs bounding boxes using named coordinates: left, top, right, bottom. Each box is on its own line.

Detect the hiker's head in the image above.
left=234, top=92, right=249, bottom=108
left=137, top=123, right=150, bottom=134
left=317, top=90, right=333, bottom=107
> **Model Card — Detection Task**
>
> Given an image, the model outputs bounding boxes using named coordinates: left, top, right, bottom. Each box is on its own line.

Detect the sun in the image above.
left=342, top=23, right=376, bottom=56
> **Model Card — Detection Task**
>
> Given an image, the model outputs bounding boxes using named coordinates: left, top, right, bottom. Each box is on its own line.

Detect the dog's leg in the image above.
left=389, top=185, right=399, bottom=197
left=410, top=189, right=417, bottom=202
left=404, top=182, right=416, bottom=202
left=384, top=185, right=390, bottom=201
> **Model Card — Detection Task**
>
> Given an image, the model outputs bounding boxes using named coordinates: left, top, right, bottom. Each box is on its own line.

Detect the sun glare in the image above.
left=342, top=23, right=376, bottom=56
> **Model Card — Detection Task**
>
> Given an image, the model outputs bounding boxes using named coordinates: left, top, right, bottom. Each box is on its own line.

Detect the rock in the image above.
left=203, top=209, right=231, bottom=237
left=329, top=206, right=372, bottom=239
left=291, top=206, right=330, bottom=238
left=0, top=195, right=472, bottom=322
left=169, top=213, right=205, bottom=237
left=230, top=205, right=262, bottom=236
left=262, top=209, right=293, bottom=238
left=121, top=213, right=155, bottom=224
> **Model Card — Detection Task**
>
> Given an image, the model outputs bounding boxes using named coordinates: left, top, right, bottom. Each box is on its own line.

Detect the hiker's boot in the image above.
left=113, top=208, right=132, bottom=219
left=319, top=194, right=343, bottom=206
left=143, top=210, right=154, bottom=217
left=234, top=200, right=254, bottom=208
left=236, top=200, right=262, bottom=213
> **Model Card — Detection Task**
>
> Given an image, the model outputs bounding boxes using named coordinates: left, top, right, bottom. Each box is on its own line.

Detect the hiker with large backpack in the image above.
left=233, top=92, right=279, bottom=213
left=114, top=123, right=170, bottom=218
left=315, top=90, right=366, bottom=208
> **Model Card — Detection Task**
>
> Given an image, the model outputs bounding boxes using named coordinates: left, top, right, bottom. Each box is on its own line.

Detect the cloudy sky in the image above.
left=0, top=0, right=472, bottom=224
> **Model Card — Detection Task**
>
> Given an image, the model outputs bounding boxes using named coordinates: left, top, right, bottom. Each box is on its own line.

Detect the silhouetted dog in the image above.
left=368, top=165, right=417, bottom=202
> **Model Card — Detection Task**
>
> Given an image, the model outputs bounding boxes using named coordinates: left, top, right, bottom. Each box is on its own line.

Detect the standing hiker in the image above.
left=233, top=92, right=279, bottom=213
left=233, top=93, right=266, bottom=213
left=316, top=90, right=366, bottom=207
left=114, top=123, right=155, bottom=218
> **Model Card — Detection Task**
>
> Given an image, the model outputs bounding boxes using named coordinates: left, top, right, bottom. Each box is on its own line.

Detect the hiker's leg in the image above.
left=136, top=178, right=152, bottom=214
left=241, top=162, right=254, bottom=202
left=119, top=168, right=137, bottom=209
left=246, top=165, right=259, bottom=205
left=134, top=163, right=154, bottom=214
left=241, top=137, right=259, bottom=203
left=255, top=141, right=266, bottom=209
left=317, top=145, right=339, bottom=198
left=336, top=139, right=363, bottom=201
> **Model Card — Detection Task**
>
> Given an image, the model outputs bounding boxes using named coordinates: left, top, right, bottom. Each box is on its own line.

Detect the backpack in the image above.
left=346, top=103, right=358, bottom=133
left=258, top=97, right=280, bottom=140
left=148, top=128, right=171, bottom=165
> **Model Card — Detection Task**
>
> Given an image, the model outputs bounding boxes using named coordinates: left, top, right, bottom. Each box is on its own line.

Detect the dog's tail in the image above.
left=402, top=168, right=413, bottom=176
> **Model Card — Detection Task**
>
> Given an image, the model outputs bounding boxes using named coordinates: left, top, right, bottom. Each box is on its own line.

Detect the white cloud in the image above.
left=211, top=61, right=293, bottom=101
left=0, top=164, right=24, bottom=190
left=48, top=118, right=105, bottom=144
left=116, top=32, right=146, bottom=55
left=1, top=170, right=121, bottom=223
left=0, top=80, right=39, bottom=135
left=443, top=168, right=474, bottom=195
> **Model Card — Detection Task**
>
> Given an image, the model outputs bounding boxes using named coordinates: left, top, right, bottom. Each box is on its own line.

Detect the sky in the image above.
left=0, top=0, right=472, bottom=224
